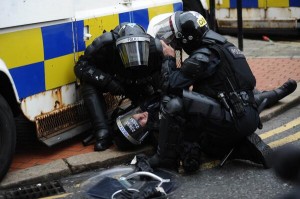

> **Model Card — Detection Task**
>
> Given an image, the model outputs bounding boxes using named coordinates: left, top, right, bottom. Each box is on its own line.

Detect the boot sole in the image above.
left=246, top=133, right=273, bottom=169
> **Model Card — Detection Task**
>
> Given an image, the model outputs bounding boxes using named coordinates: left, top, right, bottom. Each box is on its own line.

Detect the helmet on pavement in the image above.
left=116, top=23, right=150, bottom=69
left=113, top=107, right=149, bottom=150
left=153, top=11, right=209, bottom=54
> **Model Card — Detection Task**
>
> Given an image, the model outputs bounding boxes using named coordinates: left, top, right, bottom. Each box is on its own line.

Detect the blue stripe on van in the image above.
left=230, top=0, right=258, bottom=8
left=42, top=22, right=74, bottom=60
left=119, top=12, right=132, bottom=24
left=131, top=9, right=149, bottom=30
left=290, top=0, right=300, bottom=6
left=173, top=2, right=183, bottom=11
left=10, top=62, right=45, bottom=98
left=75, top=20, right=85, bottom=52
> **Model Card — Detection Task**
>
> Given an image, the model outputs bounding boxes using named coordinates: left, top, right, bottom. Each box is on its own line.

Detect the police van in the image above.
left=0, top=0, right=183, bottom=181
left=189, top=0, right=300, bottom=36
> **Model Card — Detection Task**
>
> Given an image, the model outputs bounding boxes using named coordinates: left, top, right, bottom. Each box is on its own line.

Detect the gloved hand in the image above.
left=106, top=79, right=125, bottom=96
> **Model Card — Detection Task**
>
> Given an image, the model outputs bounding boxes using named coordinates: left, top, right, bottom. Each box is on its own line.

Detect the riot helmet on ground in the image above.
left=113, top=107, right=149, bottom=150
left=116, top=23, right=150, bottom=69
left=152, top=11, right=209, bottom=54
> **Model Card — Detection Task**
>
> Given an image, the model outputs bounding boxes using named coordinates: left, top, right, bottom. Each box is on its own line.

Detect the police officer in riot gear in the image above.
left=148, top=11, right=297, bottom=172
left=74, top=23, right=163, bottom=151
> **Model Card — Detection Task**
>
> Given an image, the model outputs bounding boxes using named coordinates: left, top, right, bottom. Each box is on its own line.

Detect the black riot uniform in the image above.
left=148, top=11, right=297, bottom=172
left=74, top=23, right=163, bottom=151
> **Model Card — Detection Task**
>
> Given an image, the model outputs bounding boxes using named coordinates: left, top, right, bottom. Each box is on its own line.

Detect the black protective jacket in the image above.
left=162, top=30, right=256, bottom=99
left=74, top=24, right=163, bottom=105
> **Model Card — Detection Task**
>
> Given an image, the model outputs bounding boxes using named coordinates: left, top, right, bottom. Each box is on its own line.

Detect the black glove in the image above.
left=106, top=79, right=125, bottom=95
left=133, top=154, right=154, bottom=173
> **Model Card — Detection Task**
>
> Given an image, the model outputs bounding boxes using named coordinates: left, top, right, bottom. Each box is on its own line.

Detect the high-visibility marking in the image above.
left=42, top=22, right=74, bottom=60
left=210, top=0, right=295, bottom=8
left=268, top=131, right=300, bottom=148
left=259, top=117, right=300, bottom=139
left=45, top=54, right=76, bottom=90
left=0, top=28, right=44, bottom=68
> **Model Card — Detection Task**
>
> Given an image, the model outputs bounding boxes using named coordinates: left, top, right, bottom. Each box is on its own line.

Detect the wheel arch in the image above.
left=0, top=59, right=21, bottom=117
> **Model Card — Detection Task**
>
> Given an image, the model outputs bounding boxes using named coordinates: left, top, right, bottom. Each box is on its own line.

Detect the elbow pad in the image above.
left=84, top=32, right=114, bottom=57
left=181, top=53, right=210, bottom=80
left=74, top=57, right=112, bottom=89
left=74, top=56, right=89, bottom=80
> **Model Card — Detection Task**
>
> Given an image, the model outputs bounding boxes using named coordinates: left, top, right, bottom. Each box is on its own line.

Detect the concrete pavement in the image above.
left=1, top=35, right=300, bottom=189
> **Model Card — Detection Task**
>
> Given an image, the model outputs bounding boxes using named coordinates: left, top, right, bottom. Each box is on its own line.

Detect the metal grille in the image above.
left=35, top=100, right=88, bottom=138
left=35, top=95, right=122, bottom=139
left=2, top=181, right=65, bottom=199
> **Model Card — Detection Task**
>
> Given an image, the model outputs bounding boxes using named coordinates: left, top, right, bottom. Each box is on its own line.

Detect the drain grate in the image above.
left=2, top=181, right=65, bottom=199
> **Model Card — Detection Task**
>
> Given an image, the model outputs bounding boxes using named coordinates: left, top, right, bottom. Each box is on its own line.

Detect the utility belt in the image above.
left=218, top=90, right=255, bottom=119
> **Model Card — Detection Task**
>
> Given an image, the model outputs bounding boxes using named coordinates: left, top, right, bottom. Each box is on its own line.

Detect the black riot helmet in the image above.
left=116, top=23, right=150, bottom=69
left=153, top=11, right=209, bottom=54
left=113, top=107, right=149, bottom=150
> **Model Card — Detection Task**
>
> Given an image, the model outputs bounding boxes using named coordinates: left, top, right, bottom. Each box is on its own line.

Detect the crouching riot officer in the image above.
left=148, top=11, right=297, bottom=172
left=74, top=23, right=163, bottom=151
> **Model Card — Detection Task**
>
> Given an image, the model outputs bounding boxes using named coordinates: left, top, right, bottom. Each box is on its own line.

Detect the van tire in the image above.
left=0, top=94, right=16, bottom=182
left=15, top=114, right=40, bottom=149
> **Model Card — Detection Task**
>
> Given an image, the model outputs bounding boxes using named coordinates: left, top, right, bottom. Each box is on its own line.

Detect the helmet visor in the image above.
left=116, top=35, right=150, bottom=68
left=116, top=107, right=149, bottom=145
left=151, top=16, right=175, bottom=44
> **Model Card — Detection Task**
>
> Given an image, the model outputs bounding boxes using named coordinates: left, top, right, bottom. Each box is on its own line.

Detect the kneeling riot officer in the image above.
left=74, top=23, right=163, bottom=151
left=148, top=11, right=297, bottom=171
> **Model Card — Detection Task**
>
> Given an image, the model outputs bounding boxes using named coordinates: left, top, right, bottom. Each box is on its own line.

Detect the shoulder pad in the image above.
left=85, top=32, right=114, bottom=56
left=191, top=47, right=211, bottom=56
left=203, top=30, right=227, bottom=44
left=181, top=54, right=210, bottom=79
left=189, top=51, right=210, bottom=63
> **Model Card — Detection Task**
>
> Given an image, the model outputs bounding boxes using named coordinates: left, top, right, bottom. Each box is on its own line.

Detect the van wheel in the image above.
left=15, top=113, right=40, bottom=149
left=0, top=94, right=16, bottom=182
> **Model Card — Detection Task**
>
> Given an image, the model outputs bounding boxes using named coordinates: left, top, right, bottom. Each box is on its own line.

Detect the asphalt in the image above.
left=1, top=35, right=300, bottom=189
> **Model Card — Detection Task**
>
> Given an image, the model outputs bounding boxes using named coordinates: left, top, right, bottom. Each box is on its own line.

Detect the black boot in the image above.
left=94, top=129, right=112, bottom=151
left=81, top=83, right=112, bottom=151
left=255, top=79, right=297, bottom=108
left=148, top=96, right=183, bottom=171
left=148, top=115, right=181, bottom=171
left=180, top=142, right=202, bottom=173
left=230, top=133, right=273, bottom=169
